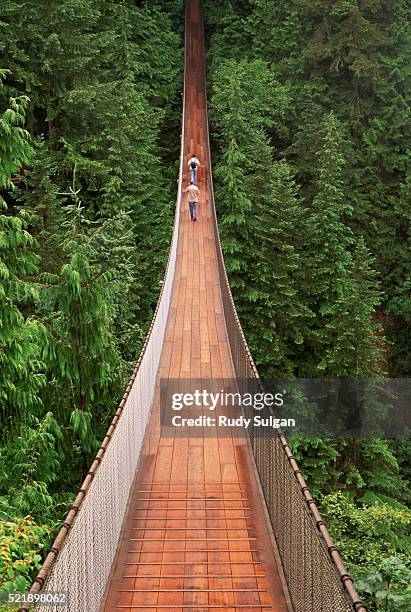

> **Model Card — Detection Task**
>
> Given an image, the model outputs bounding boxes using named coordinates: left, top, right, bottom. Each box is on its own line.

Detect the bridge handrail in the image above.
left=23, top=14, right=188, bottom=612
left=200, top=5, right=366, bottom=612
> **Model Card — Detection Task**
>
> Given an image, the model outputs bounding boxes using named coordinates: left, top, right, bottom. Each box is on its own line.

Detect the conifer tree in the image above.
left=323, top=237, right=385, bottom=376
left=206, top=0, right=411, bottom=592
left=0, top=0, right=101, bottom=134
left=0, top=0, right=185, bottom=584
left=38, top=204, right=123, bottom=456
left=0, top=72, right=44, bottom=430
left=389, top=274, right=411, bottom=375
left=57, top=0, right=181, bottom=318
left=307, top=113, right=385, bottom=376
left=17, top=140, right=65, bottom=272
left=214, top=139, right=252, bottom=291
left=2, top=412, right=63, bottom=518
left=211, top=58, right=289, bottom=294
left=306, top=112, right=354, bottom=374
left=309, top=112, right=353, bottom=289
left=299, top=0, right=388, bottom=85
left=89, top=208, right=145, bottom=365
left=246, top=160, right=314, bottom=375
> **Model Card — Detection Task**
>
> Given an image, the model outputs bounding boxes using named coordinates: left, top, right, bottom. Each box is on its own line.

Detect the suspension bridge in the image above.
left=24, top=2, right=366, bottom=611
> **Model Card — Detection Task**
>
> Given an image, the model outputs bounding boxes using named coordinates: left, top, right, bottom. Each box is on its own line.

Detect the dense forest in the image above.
left=0, top=0, right=410, bottom=610
left=0, top=0, right=184, bottom=598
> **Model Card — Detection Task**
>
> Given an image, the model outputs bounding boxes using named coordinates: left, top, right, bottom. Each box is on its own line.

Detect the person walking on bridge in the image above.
left=188, top=154, right=200, bottom=184
left=186, top=181, right=200, bottom=221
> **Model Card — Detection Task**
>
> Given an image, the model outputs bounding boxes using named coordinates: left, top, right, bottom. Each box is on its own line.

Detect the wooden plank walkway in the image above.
left=102, top=1, right=289, bottom=610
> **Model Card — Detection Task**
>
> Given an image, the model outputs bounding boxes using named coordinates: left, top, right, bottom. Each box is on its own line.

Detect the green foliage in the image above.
left=328, top=237, right=385, bottom=375
left=0, top=0, right=408, bottom=599
left=321, top=491, right=411, bottom=610
left=37, top=204, right=124, bottom=454
left=292, top=437, right=409, bottom=502
left=299, top=0, right=389, bottom=80
left=209, top=55, right=387, bottom=378
left=307, top=112, right=353, bottom=302
left=210, top=57, right=311, bottom=376
left=0, top=71, right=44, bottom=431
left=322, top=491, right=411, bottom=567
left=355, top=557, right=411, bottom=611
left=0, top=413, right=62, bottom=519
left=301, top=111, right=380, bottom=376
left=246, top=160, right=314, bottom=375
left=88, top=209, right=145, bottom=364
left=0, top=1, right=102, bottom=128
left=0, top=517, right=51, bottom=593
left=315, top=236, right=385, bottom=376
left=206, top=0, right=411, bottom=374
left=8, top=0, right=183, bottom=344
left=211, top=57, right=288, bottom=290
left=0, top=71, right=32, bottom=187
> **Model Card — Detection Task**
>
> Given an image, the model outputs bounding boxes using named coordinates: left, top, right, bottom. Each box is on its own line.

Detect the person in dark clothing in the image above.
left=188, top=154, right=200, bottom=184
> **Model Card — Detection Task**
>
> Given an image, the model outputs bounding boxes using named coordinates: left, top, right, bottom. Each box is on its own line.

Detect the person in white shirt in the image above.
left=188, top=154, right=200, bottom=184
left=186, top=181, right=200, bottom=221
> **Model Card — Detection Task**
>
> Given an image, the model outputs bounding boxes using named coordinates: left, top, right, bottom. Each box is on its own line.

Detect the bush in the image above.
left=0, top=516, right=51, bottom=593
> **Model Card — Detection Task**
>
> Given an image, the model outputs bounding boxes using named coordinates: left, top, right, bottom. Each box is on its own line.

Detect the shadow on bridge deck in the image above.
left=101, top=1, right=289, bottom=611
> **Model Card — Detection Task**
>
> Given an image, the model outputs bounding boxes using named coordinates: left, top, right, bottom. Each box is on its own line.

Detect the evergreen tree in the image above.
left=17, top=139, right=65, bottom=272
left=38, top=204, right=124, bottom=456
left=247, top=160, right=314, bottom=375
left=0, top=0, right=101, bottom=134
left=53, top=1, right=181, bottom=319
left=387, top=176, right=411, bottom=374
left=0, top=72, right=44, bottom=431
left=214, top=139, right=252, bottom=291
left=303, top=113, right=386, bottom=376
left=323, top=237, right=385, bottom=376
left=309, top=112, right=353, bottom=293
left=206, top=0, right=410, bottom=593
left=292, top=435, right=408, bottom=505
left=305, top=112, right=354, bottom=374
left=389, top=275, right=411, bottom=375
left=206, top=0, right=411, bottom=373
left=211, top=58, right=290, bottom=294
left=1, top=412, right=63, bottom=518
left=89, top=208, right=145, bottom=365
left=3, top=0, right=183, bottom=354
left=299, top=0, right=388, bottom=85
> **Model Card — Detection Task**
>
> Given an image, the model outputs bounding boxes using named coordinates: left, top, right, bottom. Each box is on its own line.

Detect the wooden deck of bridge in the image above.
left=102, top=1, right=289, bottom=610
